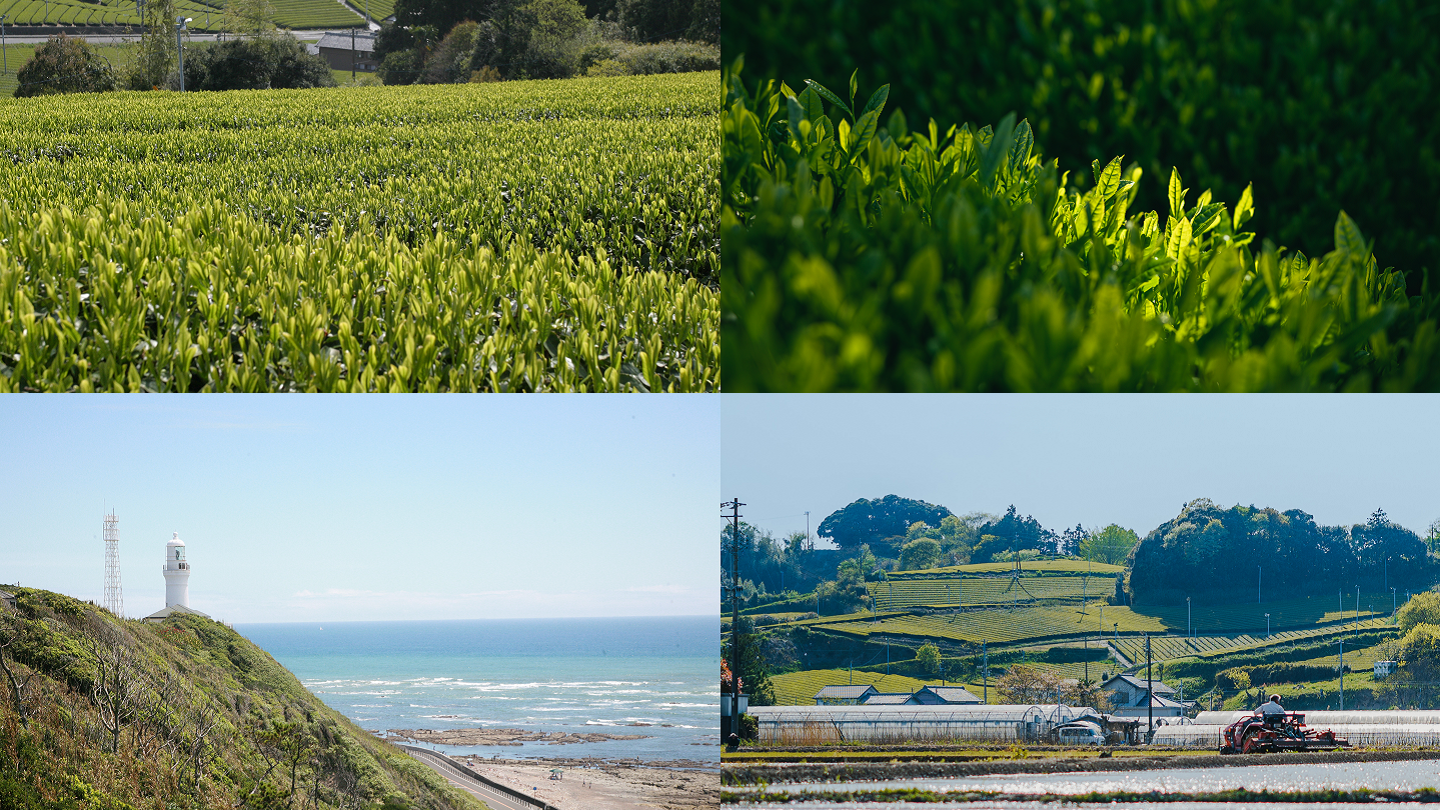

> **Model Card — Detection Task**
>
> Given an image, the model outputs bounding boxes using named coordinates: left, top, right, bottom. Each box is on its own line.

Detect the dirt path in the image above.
left=459, top=755, right=719, bottom=810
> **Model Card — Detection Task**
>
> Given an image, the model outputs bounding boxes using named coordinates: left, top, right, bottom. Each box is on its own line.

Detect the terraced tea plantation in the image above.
left=0, top=73, right=719, bottom=391
left=1110, top=618, right=1391, bottom=664
left=887, top=560, right=1126, bottom=578
left=867, top=575, right=1099, bottom=610
left=770, top=669, right=931, bottom=706
left=813, top=593, right=1390, bottom=647
left=0, top=0, right=364, bottom=28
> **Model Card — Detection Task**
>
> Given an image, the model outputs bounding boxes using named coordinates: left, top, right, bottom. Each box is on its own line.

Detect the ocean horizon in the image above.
left=236, top=615, right=718, bottom=763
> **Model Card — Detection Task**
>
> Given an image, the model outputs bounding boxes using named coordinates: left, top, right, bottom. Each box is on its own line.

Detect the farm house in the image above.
left=748, top=704, right=1097, bottom=745
left=1151, top=711, right=1440, bottom=748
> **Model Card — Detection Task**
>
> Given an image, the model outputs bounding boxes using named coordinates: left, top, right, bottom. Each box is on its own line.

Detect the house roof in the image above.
left=914, top=685, right=982, bottom=704
left=1123, top=692, right=1186, bottom=709
left=1103, top=673, right=1177, bottom=694
left=814, top=685, right=878, bottom=700
left=143, top=604, right=211, bottom=621
left=317, top=31, right=377, bottom=51
left=862, top=693, right=914, bottom=705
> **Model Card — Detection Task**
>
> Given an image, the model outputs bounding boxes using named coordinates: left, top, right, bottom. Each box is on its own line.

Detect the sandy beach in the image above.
left=457, top=753, right=719, bottom=810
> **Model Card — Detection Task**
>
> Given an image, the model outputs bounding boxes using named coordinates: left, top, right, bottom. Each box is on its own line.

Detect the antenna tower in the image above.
left=103, top=511, right=124, bottom=618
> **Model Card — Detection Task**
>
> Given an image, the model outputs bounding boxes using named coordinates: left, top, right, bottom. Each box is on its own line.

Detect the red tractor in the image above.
left=1219, top=712, right=1349, bottom=754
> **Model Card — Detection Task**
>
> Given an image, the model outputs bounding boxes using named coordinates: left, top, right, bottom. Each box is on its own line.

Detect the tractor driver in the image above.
left=1258, top=693, right=1286, bottom=724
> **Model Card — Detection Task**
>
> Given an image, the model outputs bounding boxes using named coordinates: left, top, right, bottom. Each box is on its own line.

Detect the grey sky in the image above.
left=2, top=396, right=717, bottom=623
left=722, top=395, right=1439, bottom=545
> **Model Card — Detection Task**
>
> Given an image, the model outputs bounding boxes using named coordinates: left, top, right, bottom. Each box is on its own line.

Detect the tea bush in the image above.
left=722, top=62, right=1440, bottom=391
left=723, top=0, right=1440, bottom=294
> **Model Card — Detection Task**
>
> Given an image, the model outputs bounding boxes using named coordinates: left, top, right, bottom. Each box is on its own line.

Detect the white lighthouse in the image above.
left=163, top=532, right=190, bottom=607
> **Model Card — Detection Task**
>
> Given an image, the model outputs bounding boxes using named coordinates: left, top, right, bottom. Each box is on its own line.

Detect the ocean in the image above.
left=236, top=616, right=718, bottom=763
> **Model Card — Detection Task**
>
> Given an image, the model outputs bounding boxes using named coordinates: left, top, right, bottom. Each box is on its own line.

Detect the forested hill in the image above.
left=1128, top=499, right=1432, bottom=606
left=0, top=587, right=480, bottom=810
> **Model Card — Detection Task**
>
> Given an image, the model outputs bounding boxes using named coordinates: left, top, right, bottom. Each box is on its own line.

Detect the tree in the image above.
left=1428, top=518, right=1440, bottom=556
left=223, top=0, right=276, bottom=39
left=817, top=495, right=954, bottom=551
left=1079, top=524, right=1140, bottom=566
left=0, top=616, right=37, bottom=726
left=915, top=642, right=941, bottom=676
left=469, top=0, right=586, bottom=79
left=82, top=626, right=143, bottom=754
left=14, top=34, right=118, bottom=98
left=995, top=664, right=1064, bottom=704
left=129, top=0, right=178, bottom=89
left=421, top=19, right=479, bottom=82
left=1398, top=622, right=1440, bottom=680
left=182, top=37, right=336, bottom=91
left=899, top=537, right=942, bottom=571
left=970, top=506, right=1047, bottom=563
left=1398, top=591, right=1440, bottom=632
left=722, top=617, right=775, bottom=705
left=258, top=720, right=316, bottom=805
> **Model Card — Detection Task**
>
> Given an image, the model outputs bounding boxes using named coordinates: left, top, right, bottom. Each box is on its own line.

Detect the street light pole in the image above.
left=1265, top=613, right=1270, bottom=638
left=175, top=16, right=191, bottom=91
left=1258, top=565, right=1261, bottom=604
left=1187, top=597, right=1191, bottom=639
left=723, top=498, right=746, bottom=741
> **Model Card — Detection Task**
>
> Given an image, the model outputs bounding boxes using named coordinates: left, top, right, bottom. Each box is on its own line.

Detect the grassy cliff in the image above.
left=0, top=587, right=486, bottom=810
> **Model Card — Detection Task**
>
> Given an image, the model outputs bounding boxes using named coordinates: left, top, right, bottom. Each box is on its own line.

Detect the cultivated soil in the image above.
left=723, top=748, right=1440, bottom=786
left=459, top=754, right=719, bottom=810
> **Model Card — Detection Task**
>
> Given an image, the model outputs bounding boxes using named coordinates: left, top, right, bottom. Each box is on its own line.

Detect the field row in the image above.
left=0, top=0, right=362, bottom=28
left=1110, top=618, right=1391, bottom=664
left=812, top=594, right=1393, bottom=647
left=890, top=560, right=1126, bottom=578
left=867, top=576, right=1099, bottom=609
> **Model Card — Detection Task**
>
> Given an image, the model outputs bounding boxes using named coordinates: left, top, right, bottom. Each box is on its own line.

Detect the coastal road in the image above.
left=399, top=744, right=544, bottom=810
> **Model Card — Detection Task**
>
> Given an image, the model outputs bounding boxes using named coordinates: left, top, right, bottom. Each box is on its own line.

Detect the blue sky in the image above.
left=722, top=395, right=1440, bottom=546
left=1, top=396, right=717, bottom=623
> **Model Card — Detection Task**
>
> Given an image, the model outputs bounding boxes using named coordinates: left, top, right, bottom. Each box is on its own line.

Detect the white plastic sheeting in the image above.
left=749, top=704, right=1092, bottom=745
left=1153, top=711, right=1440, bottom=748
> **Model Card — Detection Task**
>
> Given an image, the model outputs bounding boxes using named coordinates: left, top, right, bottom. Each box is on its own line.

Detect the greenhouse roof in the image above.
left=752, top=704, right=1085, bottom=724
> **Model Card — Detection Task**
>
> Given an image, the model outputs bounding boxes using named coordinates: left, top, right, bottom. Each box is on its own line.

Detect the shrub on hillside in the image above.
left=586, top=40, right=717, bottom=76
left=1399, top=623, right=1440, bottom=679
left=421, top=20, right=477, bottom=83
left=1398, top=592, right=1440, bottom=633
left=14, top=34, right=118, bottom=98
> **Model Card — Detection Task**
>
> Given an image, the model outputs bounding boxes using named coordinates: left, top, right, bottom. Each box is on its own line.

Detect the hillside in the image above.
left=0, top=587, right=485, bottom=810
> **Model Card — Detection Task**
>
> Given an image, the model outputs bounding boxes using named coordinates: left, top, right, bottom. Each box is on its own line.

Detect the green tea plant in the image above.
left=723, top=0, right=1440, bottom=293
left=722, top=60, right=1440, bottom=391
left=0, top=74, right=719, bottom=391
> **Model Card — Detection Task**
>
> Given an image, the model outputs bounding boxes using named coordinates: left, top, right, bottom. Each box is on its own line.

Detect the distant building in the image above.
left=316, top=31, right=378, bottom=72
left=1102, top=673, right=1176, bottom=704
left=861, top=693, right=913, bottom=705
left=0, top=589, right=15, bottom=609
left=143, top=603, right=210, bottom=623
left=910, top=685, right=983, bottom=705
left=1375, top=660, right=1397, bottom=678
left=1109, top=692, right=1186, bottom=718
left=814, top=685, right=879, bottom=705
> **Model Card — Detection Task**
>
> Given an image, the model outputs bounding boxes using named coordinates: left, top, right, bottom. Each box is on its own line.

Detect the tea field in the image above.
left=0, top=72, right=719, bottom=391
left=811, top=593, right=1392, bottom=647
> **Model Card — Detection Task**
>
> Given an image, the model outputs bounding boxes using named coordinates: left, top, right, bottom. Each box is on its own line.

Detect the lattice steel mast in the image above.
left=103, top=511, right=123, bottom=618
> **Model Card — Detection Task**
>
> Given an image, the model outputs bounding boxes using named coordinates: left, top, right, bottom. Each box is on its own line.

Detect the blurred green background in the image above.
left=723, top=0, right=1440, bottom=293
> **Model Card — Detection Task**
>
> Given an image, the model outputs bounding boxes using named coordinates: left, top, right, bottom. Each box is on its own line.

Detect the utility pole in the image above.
left=351, top=26, right=356, bottom=80
left=1258, top=565, right=1261, bottom=604
left=1265, top=613, right=1270, bottom=638
left=1, top=16, right=7, bottom=77
left=804, top=511, right=811, bottom=552
left=1146, top=634, right=1153, bottom=741
left=1356, top=585, right=1360, bottom=634
left=982, top=641, right=988, bottom=704
left=1187, top=596, right=1191, bottom=639
left=722, top=497, right=745, bottom=738
left=1339, top=638, right=1344, bottom=710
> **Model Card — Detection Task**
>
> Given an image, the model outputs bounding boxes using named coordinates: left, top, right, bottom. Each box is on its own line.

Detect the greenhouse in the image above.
left=1152, top=711, right=1440, bottom=748
left=748, top=704, right=1095, bottom=745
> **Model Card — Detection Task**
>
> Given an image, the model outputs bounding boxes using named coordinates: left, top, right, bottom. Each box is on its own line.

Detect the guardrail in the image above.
left=396, top=743, right=556, bottom=810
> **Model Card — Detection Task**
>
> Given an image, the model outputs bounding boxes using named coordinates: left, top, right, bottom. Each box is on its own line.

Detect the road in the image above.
left=399, top=744, right=545, bottom=810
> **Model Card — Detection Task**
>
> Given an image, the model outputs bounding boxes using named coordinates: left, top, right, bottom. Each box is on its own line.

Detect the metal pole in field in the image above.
left=1, top=16, right=6, bottom=77
left=1258, top=565, right=1261, bottom=604
left=722, top=497, right=745, bottom=740
left=1146, top=634, right=1153, bottom=741
left=351, top=26, right=355, bottom=80
left=982, top=641, right=987, bottom=704
left=175, top=16, right=190, bottom=91
left=1339, top=638, right=1344, bottom=710
left=1265, top=613, right=1270, bottom=638
left=1187, top=596, right=1191, bottom=639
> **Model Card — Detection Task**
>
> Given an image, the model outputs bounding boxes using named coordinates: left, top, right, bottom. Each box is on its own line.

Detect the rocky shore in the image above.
left=386, top=727, right=652, bottom=746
